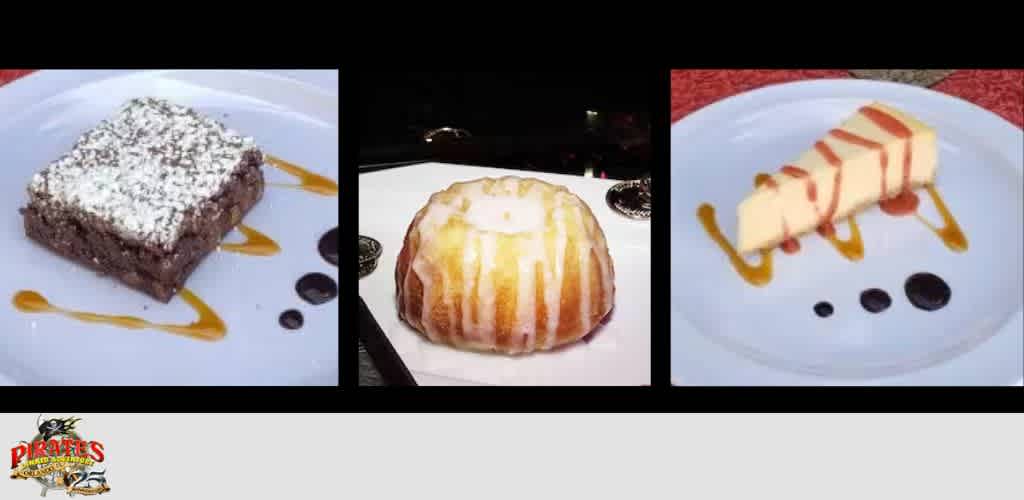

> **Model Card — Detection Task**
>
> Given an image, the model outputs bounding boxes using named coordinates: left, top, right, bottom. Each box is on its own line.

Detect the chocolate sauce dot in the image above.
left=296, top=272, right=338, bottom=305
left=859, top=288, right=892, bottom=313
left=814, top=301, right=834, bottom=318
left=318, top=227, right=338, bottom=267
left=905, top=272, right=951, bottom=311
left=279, top=309, right=304, bottom=330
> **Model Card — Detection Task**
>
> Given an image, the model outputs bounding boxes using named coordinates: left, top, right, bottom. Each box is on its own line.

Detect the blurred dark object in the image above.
left=605, top=174, right=651, bottom=220
left=849, top=69, right=955, bottom=88
left=359, top=71, right=650, bottom=180
left=358, top=235, right=382, bottom=279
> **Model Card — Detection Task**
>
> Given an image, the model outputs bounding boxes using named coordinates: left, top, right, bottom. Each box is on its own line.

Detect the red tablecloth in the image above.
left=0, top=69, right=34, bottom=85
left=672, top=69, right=1023, bottom=128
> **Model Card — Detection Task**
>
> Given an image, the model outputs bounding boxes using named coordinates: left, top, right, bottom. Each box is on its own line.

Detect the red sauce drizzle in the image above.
left=780, top=165, right=817, bottom=203
left=817, top=221, right=837, bottom=238
left=828, top=128, right=888, bottom=197
left=780, top=238, right=801, bottom=254
left=859, top=105, right=919, bottom=216
left=814, top=140, right=843, bottom=226
left=756, top=173, right=798, bottom=253
left=879, top=189, right=920, bottom=214
left=814, top=140, right=843, bottom=167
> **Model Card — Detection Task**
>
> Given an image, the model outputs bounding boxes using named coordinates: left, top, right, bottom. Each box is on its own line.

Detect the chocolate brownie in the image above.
left=20, top=97, right=265, bottom=302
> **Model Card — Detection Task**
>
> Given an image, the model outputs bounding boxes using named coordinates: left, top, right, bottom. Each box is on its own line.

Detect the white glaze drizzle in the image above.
left=544, top=198, right=567, bottom=350
left=514, top=212, right=540, bottom=353
left=476, top=231, right=498, bottom=346
left=411, top=255, right=439, bottom=342
left=461, top=228, right=480, bottom=342
left=576, top=205, right=592, bottom=336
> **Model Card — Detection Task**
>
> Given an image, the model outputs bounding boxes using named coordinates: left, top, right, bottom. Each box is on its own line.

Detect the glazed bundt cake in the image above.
left=395, top=176, right=615, bottom=354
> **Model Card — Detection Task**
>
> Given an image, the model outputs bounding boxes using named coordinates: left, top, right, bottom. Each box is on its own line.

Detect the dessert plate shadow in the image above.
left=670, top=79, right=1023, bottom=386
left=0, top=70, right=339, bottom=386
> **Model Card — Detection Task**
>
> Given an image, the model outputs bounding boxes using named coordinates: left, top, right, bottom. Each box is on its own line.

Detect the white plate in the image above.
left=0, top=70, right=339, bottom=386
left=360, top=163, right=650, bottom=386
left=670, top=79, right=1024, bottom=386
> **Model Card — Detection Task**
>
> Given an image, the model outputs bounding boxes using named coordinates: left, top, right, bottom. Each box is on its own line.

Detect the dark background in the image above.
left=358, top=71, right=650, bottom=180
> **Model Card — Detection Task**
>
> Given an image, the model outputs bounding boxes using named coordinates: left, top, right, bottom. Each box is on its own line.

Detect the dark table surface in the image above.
left=358, top=71, right=652, bottom=181
left=359, top=296, right=411, bottom=386
left=358, top=342, right=384, bottom=386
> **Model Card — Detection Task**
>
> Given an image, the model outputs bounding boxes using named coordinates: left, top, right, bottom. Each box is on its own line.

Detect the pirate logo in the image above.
left=10, top=415, right=110, bottom=497
left=38, top=418, right=81, bottom=442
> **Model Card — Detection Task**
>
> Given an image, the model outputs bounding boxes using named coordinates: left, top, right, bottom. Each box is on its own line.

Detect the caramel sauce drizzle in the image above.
left=697, top=104, right=967, bottom=285
left=696, top=175, right=774, bottom=286
left=818, top=217, right=864, bottom=261
left=264, top=154, right=339, bottom=196
left=220, top=224, right=281, bottom=256
left=755, top=173, right=776, bottom=188
left=697, top=203, right=773, bottom=287
left=12, top=288, right=226, bottom=341
left=915, top=184, right=969, bottom=252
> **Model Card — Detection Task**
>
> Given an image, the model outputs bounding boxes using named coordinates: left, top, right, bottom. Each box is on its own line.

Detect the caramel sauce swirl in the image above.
left=697, top=203, right=773, bottom=287
left=915, top=184, right=969, bottom=252
left=220, top=224, right=281, bottom=256
left=264, top=154, right=338, bottom=196
left=12, top=288, right=226, bottom=341
left=818, top=218, right=864, bottom=261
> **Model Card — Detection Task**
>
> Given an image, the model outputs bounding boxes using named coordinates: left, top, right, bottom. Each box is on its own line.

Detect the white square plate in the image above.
left=0, top=70, right=339, bottom=386
left=360, top=163, right=650, bottom=386
left=671, top=79, right=1023, bottom=386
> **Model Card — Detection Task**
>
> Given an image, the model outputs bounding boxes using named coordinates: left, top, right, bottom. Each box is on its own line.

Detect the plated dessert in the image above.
left=672, top=77, right=1021, bottom=386
left=737, top=101, right=937, bottom=254
left=0, top=69, right=341, bottom=385
left=698, top=101, right=968, bottom=286
left=11, top=94, right=341, bottom=344
left=395, top=176, right=616, bottom=354
left=20, top=97, right=264, bottom=302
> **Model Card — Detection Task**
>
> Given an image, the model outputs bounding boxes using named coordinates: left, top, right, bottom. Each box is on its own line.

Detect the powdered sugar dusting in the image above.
left=29, top=97, right=259, bottom=249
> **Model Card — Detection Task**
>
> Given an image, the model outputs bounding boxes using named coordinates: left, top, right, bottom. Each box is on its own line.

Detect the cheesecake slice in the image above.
left=737, top=101, right=937, bottom=254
